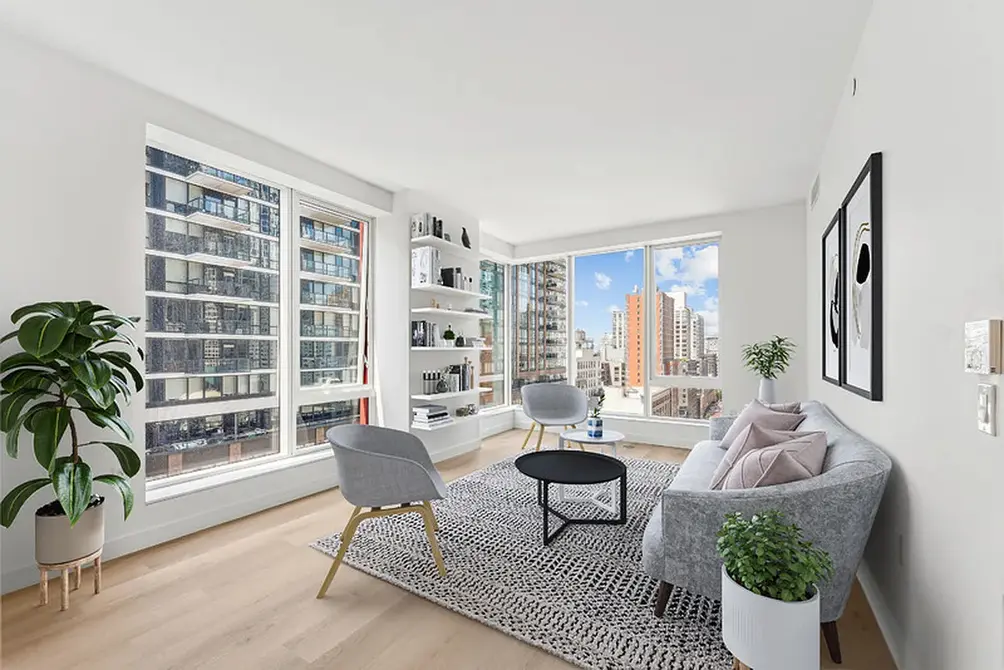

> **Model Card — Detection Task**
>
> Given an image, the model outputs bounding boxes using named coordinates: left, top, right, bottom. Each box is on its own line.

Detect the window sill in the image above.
left=146, top=449, right=333, bottom=504
left=601, top=413, right=710, bottom=426
left=478, top=404, right=516, bottom=417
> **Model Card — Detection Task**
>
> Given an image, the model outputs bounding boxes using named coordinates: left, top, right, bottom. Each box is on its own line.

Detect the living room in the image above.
left=0, top=1, right=1001, bottom=669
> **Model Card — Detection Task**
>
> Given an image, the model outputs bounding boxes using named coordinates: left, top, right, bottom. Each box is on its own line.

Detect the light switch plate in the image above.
left=977, top=383, right=996, bottom=435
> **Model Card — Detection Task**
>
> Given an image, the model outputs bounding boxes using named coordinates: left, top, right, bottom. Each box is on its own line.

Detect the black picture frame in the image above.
left=821, top=209, right=842, bottom=386
left=839, top=152, right=883, bottom=401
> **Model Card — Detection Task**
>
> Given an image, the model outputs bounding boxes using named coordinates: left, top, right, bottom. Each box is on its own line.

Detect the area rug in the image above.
left=310, top=455, right=732, bottom=669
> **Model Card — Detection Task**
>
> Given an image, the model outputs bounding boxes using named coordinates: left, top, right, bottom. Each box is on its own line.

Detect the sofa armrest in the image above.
left=708, top=415, right=737, bottom=442
left=660, top=472, right=887, bottom=621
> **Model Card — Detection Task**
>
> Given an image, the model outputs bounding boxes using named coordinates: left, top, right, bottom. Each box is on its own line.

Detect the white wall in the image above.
left=0, top=29, right=393, bottom=593
left=805, top=0, right=1004, bottom=667
left=516, top=202, right=808, bottom=447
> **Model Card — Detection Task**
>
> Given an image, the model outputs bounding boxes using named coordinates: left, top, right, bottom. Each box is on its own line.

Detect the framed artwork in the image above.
left=977, top=383, right=996, bottom=435
left=821, top=210, right=842, bottom=386
left=840, top=152, right=883, bottom=400
left=964, top=319, right=1002, bottom=374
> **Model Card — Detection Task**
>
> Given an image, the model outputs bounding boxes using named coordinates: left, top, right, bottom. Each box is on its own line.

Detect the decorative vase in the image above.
left=758, top=377, right=776, bottom=404
left=35, top=497, right=105, bottom=565
left=461, top=227, right=471, bottom=249
left=587, top=416, right=603, bottom=438
left=721, top=565, right=820, bottom=670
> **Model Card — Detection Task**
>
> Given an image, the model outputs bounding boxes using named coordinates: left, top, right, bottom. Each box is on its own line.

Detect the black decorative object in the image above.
left=433, top=217, right=443, bottom=238
left=821, top=210, right=842, bottom=386
left=838, top=152, right=883, bottom=400
left=455, top=334, right=466, bottom=347
left=461, top=227, right=471, bottom=249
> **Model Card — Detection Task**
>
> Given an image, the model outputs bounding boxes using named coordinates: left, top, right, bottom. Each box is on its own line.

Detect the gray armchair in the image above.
left=316, top=425, right=448, bottom=599
left=520, top=383, right=589, bottom=451
left=640, top=401, right=891, bottom=663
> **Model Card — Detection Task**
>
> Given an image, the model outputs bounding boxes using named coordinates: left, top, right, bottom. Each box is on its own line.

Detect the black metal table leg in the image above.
left=542, top=481, right=550, bottom=544
left=619, top=472, right=628, bottom=523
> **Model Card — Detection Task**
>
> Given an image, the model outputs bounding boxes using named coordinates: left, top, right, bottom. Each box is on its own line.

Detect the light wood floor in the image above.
left=1, top=431, right=896, bottom=669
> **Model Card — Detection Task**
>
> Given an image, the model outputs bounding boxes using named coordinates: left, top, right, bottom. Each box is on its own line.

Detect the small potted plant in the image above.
left=587, top=389, right=605, bottom=438
left=443, top=323, right=456, bottom=348
left=0, top=301, right=143, bottom=571
left=740, top=335, right=795, bottom=403
left=717, top=510, right=833, bottom=670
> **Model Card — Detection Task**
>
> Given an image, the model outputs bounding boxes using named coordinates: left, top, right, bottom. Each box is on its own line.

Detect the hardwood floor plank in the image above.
left=0, top=430, right=895, bottom=670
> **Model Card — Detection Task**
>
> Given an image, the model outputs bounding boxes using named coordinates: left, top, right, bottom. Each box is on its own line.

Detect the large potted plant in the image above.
left=0, top=301, right=143, bottom=567
left=717, top=510, right=833, bottom=670
left=740, top=335, right=795, bottom=403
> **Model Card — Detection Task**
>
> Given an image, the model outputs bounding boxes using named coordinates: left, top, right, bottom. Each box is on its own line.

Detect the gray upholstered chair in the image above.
left=520, top=383, right=589, bottom=451
left=640, top=401, right=892, bottom=663
left=316, top=425, right=448, bottom=599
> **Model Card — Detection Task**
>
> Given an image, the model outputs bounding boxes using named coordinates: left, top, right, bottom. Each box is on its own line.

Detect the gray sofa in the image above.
left=640, top=400, right=891, bottom=663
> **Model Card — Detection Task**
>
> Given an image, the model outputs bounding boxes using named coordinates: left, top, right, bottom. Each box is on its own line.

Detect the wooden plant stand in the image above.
left=38, top=548, right=102, bottom=611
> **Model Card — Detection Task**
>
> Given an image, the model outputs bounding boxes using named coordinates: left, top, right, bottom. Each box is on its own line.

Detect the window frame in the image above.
left=144, top=134, right=374, bottom=494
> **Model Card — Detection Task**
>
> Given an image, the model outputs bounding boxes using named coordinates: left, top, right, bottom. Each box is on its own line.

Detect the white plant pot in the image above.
left=721, top=565, right=820, bottom=670
left=758, top=377, right=776, bottom=404
left=35, top=497, right=105, bottom=565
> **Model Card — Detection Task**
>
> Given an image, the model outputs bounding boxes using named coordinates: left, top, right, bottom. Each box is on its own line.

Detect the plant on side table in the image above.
left=0, top=301, right=144, bottom=597
left=740, top=335, right=795, bottom=404
left=717, top=510, right=833, bottom=670
left=586, top=388, right=605, bottom=438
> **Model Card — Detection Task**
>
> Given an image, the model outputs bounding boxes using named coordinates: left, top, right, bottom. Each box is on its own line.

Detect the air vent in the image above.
left=810, top=174, right=821, bottom=210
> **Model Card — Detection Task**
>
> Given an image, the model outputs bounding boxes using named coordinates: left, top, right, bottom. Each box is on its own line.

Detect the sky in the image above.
left=573, top=242, right=719, bottom=345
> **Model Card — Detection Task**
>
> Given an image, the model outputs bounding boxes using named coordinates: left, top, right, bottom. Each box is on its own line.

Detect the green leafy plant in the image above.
left=590, top=388, right=605, bottom=418
left=0, top=301, right=144, bottom=528
left=741, top=335, right=795, bottom=380
left=717, top=510, right=833, bottom=602
left=443, top=323, right=456, bottom=341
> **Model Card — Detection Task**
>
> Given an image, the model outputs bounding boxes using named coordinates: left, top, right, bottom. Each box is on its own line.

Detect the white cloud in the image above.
left=666, top=283, right=704, bottom=298
left=624, top=250, right=635, bottom=262
left=653, top=247, right=684, bottom=280
left=575, top=300, right=589, bottom=307
left=697, top=309, right=720, bottom=337
left=608, top=305, right=621, bottom=313
left=594, top=272, right=612, bottom=290
left=654, top=244, right=718, bottom=287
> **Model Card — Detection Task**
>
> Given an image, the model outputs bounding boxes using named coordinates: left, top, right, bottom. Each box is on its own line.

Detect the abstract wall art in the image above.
left=840, top=152, right=883, bottom=400
left=821, top=210, right=842, bottom=386
left=964, top=319, right=1002, bottom=374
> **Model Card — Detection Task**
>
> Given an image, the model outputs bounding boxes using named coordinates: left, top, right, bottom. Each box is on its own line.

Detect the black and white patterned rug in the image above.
left=310, top=455, right=731, bottom=669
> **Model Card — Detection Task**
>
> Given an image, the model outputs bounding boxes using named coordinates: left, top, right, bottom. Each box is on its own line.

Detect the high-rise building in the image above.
left=511, top=259, right=568, bottom=403
left=627, top=289, right=675, bottom=386
left=575, top=348, right=602, bottom=395
left=610, top=308, right=626, bottom=350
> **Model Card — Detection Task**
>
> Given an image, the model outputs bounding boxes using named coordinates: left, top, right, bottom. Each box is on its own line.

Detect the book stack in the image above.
left=412, top=403, right=452, bottom=429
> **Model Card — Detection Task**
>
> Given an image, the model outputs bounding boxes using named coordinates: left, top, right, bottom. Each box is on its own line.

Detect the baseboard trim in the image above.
left=857, top=562, right=904, bottom=669
left=429, top=439, right=480, bottom=463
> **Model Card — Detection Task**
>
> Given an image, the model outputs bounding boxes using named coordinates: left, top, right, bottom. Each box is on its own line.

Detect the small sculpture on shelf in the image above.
left=455, top=332, right=466, bottom=347
left=443, top=324, right=456, bottom=347
left=461, top=227, right=472, bottom=249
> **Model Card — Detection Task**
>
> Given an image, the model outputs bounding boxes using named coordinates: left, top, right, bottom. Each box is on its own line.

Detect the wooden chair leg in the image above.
left=534, top=423, right=545, bottom=452
left=39, top=569, right=48, bottom=606
left=60, top=569, right=69, bottom=611
left=822, top=620, right=842, bottom=664
left=520, top=422, right=537, bottom=450
left=419, top=506, right=447, bottom=576
left=73, top=564, right=81, bottom=591
left=421, top=501, right=438, bottom=531
left=316, top=513, right=365, bottom=599
left=654, top=580, right=671, bottom=617
left=94, top=556, right=102, bottom=594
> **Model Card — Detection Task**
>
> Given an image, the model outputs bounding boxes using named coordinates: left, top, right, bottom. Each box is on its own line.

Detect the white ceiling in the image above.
left=0, top=1, right=872, bottom=244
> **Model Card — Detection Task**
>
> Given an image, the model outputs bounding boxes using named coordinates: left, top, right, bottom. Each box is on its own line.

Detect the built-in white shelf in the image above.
left=410, top=415, right=480, bottom=432
left=410, top=235, right=477, bottom=258
left=411, top=346, right=489, bottom=352
left=411, top=390, right=480, bottom=401
left=412, top=284, right=489, bottom=300
left=411, top=307, right=492, bottom=320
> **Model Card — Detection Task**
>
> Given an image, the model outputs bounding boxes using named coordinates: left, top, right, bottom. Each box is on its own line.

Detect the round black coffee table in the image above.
left=514, top=451, right=627, bottom=545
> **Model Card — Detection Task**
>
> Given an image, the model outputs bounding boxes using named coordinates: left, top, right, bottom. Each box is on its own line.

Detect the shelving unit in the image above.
left=410, top=415, right=480, bottom=432
left=412, top=283, right=489, bottom=300
left=412, top=346, right=489, bottom=352
left=410, top=234, right=477, bottom=258
left=411, top=390, right=481, bottom=401
left=411, top=307, right=491, bottom=320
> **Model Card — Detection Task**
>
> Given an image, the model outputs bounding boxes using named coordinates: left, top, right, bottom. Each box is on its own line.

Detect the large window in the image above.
left=511, top=259, right=567, bottom=404
left=479, top=260, right=506, bottom=409
left=144, top=142, right=370, bottom=485
left=572, top=247, right=644, bottom=414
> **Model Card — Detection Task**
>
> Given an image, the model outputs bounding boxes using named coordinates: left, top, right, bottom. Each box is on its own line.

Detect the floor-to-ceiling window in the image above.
left=144, top=141, right=371, bottom=486
left=510, top=259, right=568, bottom=405
left=479, top=260, right=506, bottom=409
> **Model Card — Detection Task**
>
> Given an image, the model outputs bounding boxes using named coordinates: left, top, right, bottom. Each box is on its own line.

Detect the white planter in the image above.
left=721, top=565, right=820, bottom=670
left=758, top=377, right=776, bottom=403
left=586, top=416, right=603, bottom=438
left=35, top=498, right=105, bottom=565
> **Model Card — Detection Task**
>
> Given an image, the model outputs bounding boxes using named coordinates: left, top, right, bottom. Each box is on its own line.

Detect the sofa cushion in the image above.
left=668, top=440, right=726, bottom=492
left=720, top=399, right=806, bottom=446
left=709, top=423, right=817, bottom=490
left=721, top=432, right=828, bottom=489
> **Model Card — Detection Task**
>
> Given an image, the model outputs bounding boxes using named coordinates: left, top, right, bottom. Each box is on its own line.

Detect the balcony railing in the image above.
left=148, top=387, right=275, bottom=409
left=188, top=278, right=279, bottom=303
left=187, top=196, right=251, bottom=226
left=186, top=165, right=255, bottom=195
left=151, top=231, right=278, bottom=271
left=157, top=319, right=278, bottom=337
left=301, top=356, right=355, bottom=370
left=301, top=370, right=359, bottom=386
left=152, top=358, right=257, bottom=375
left=300, top=224, right=358, bottom=254
left=300, top=324, right=358, bottom=338
left=301, top=259, right=357, bottom=282
left=300, top=292, right=359, bottom=310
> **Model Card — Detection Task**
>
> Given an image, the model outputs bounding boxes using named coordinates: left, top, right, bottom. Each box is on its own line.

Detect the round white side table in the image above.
left=557, top=428, right=626, bottom=513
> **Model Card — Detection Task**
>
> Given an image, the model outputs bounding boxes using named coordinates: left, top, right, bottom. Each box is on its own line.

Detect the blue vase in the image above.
left=587, top=417, right=603, bottom=438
